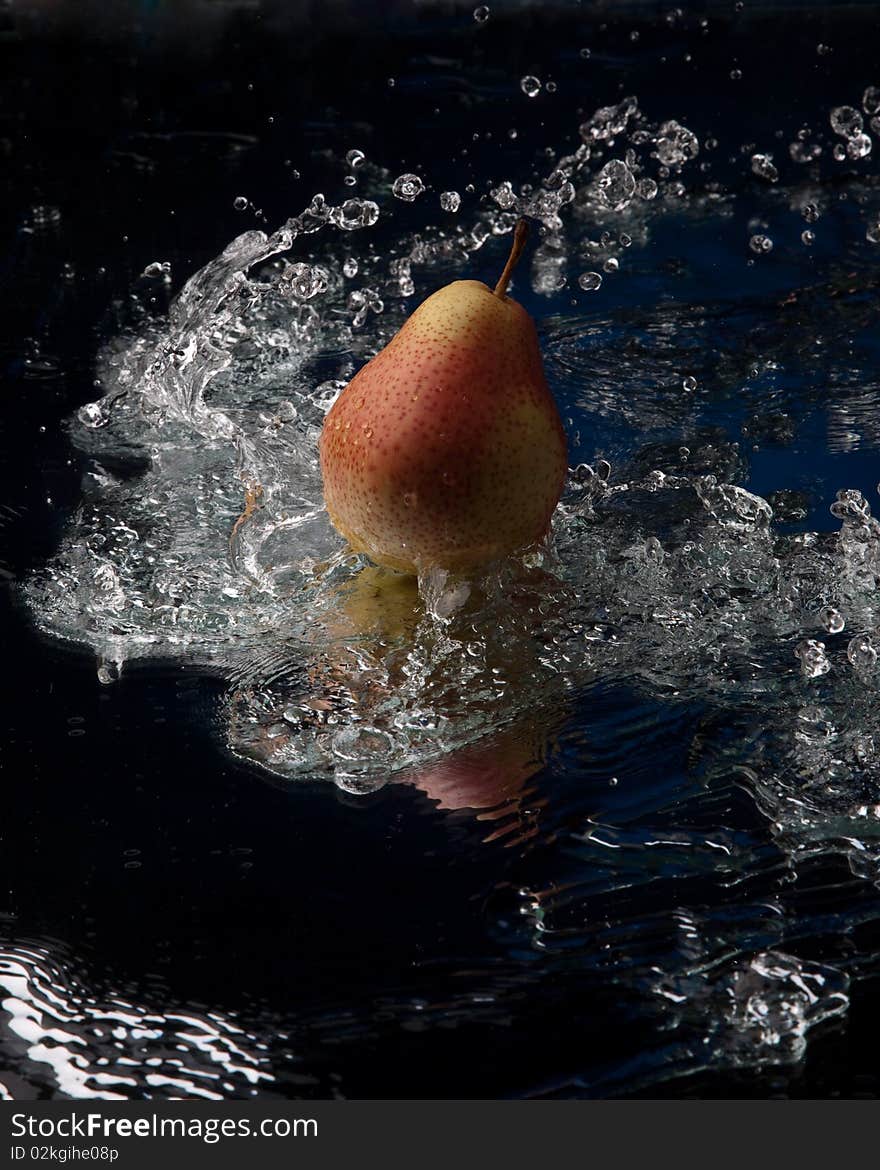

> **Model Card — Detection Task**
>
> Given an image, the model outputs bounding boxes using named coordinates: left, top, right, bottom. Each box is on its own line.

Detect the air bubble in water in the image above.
left=440, top=191, right=461, bottom=212
left=802, top=202, right=820, bottom=223
left=847, top=634, right=877, bottom=671
left=473, top=5, right=490, bottom=22
left=343, top=257, right=358, bottom=278
left=795, top=639, right=831, bottom=679
left=346, top=149, right=365, bottom=168
left=751, top=153, right=779, bottom=182
left=830, top=105, right=863, bottom=140
left=233, top=196, right=249, bottom=211
left=820, top=606, right=845, bottom=634
left=730, top=68, right=742, bottom=81
left=520, top=76, right=542, bottom=98
left=637, top=177, right=659, bottom=200
left=866, top=221, right=880, bottom=244
left=802, top=230, right=815, bottom=246
left=578, top=271, right=602, bottom=291
left=603, top=257, right=619, bottom=273
left=392, top=174, right=425, bottom=202
left=749, top=234, right=773, bottom=254
left=682, top=375, right=697, bottom=391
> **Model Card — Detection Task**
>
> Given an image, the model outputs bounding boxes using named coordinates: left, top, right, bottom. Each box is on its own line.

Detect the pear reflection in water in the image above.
left=228, top=561, right=570, bottom=844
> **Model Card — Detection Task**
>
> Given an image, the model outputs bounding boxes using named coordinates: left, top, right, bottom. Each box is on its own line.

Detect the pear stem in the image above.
left=493, top=218, right=529, bottom=298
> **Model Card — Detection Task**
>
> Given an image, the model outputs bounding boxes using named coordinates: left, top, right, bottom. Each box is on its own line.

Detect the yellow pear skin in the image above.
left=319, top=221, right=568, bottom=574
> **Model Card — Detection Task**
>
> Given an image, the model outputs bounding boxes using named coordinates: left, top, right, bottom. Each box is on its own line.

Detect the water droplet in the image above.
left=749, top=233, right=773, bottom=254
left=619, top=232, right=632, bottom=247
left=440, top=190, right=461, bottom=212
left=233, top=196, right=248, bottom=211
left=820, top=607, right=845, bottom=634
left=391, top=173, right=425, bottom=202
left=346, top=149, right=365, bottom=168
left=682, top=375, right=697, bottom=391
left=141, top=261, right=172, bottom=281
left=730, top=68, right=742, bottom=80
left=790, top=140, right=822, bottom=164
left=343, top=257, right=358, bottom=278
left=490, top=180, right=517, bottom=210
left=816, top=43, right=832, bottom=56
left=520, top=76, right=542, bottom=98
left=473, top=5, right=490, bottom=22
left=331, top=197, right=380, bottom=230
left=867, top=221, right=880, bottom=244
left=801, top=229, right=815, bottom=246
left=863, top=86, right=880, bottom=114
left=594, top=158, right=636, bottom=209
left=831, top=105, right=863, bottom=140
left=579, top=47, right=591, bottom=59
left=848, top=634, right=877, bottom=670
left=603, top=257, right=619, bottom=273
left=795, top=639, right=831, bottom=679
left=751, top=153, right=779, bottom=182
left=546, top=81, right=558, bottom=94
left=802, top=202, right=820, bottom=223
left=77, top=401, right=109, bottom=429
left=578, top=271, right=602, bottom=291
left=281, top=262, right=330, bottom=301
left=655, top=120, right=699, bottom=167
left=848, top=132, right=872, bottom=160
left=637, top=177, right=659, bottom=200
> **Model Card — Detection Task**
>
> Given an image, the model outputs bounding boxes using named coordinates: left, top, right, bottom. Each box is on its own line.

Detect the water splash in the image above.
left=19, top=82, right=880, bottom=1092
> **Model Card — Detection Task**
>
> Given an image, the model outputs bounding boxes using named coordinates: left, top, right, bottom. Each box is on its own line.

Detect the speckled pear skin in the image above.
left=319, top=278, right=568, bottom=574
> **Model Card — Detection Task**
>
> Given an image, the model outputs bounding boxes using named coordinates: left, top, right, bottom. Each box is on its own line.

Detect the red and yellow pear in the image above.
left=319, top=219, right=568, bottom=574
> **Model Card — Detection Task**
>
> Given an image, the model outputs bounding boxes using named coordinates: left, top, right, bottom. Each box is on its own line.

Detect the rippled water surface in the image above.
left=6, top=1, right=880, bottom=1099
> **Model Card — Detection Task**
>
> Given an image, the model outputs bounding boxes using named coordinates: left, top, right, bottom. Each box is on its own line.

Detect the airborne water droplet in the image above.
left=392, top=173, right=425, bottom=202
left=848, top=634, right=878, bottom=671
left=578, top=271, right=602, bottom=291
left=819, top=606, right=845, bottom=634
left=795, top=639, right=831, bottom=679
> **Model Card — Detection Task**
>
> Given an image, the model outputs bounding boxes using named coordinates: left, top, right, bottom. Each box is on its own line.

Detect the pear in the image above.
left=319, top=219, right=568, bottom=574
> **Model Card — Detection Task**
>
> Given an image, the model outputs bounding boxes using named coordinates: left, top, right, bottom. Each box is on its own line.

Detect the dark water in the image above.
left=5, top=0, right=880, bottom=1100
